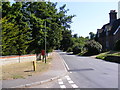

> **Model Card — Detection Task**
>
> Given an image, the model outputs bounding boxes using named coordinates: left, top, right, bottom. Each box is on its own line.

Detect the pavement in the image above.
left=2, top=51, right=67, bottom=88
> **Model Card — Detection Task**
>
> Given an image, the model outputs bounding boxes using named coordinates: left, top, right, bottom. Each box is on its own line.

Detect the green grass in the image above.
left=96, top=51, right=120, bottom=59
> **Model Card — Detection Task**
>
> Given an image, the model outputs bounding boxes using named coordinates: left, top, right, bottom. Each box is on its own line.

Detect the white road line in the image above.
left=60, top=85, right=66, bottom=88
left=65, top=75, right=72, bottom=81
left=65, top=75, right=70, bottom=78
left=57, top=53, right=70, bottom=71
left=70, top=72, right=72, bottom=73
left=71, top=84, right=78, bottom=88
left=58, top=79, right=62, bottom=82
left=58, top=79, right=64, bottom=84
left=63, top=59, right=70, bottom=71
left=58, top=81, right=63, bottom=84
left=68, top=80, right=74, bottom=84
left=66, top=77, right=71, bottom=81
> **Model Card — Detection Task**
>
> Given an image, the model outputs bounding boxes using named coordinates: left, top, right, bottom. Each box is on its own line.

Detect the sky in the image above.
left=9, top=0, right=119, bottom=37
left=54, top=1, right=119, bottom=37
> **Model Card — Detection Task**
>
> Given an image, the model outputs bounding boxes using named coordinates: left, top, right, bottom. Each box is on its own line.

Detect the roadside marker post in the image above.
left=33, top=60, right=36, bottom=71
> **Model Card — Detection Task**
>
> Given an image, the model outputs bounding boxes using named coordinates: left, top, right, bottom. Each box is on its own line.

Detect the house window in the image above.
left=98, top=33, right=99, bottom=37
left=106, top=31, right=108, bottom=36
left=106, top=41, right=109, bottom=48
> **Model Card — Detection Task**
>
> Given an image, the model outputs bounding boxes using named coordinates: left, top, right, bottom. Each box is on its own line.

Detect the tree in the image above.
left=2, top=2, right=32, bottom=55
left=60, top=29, right=73, bottom=51
left=84, top=40, right=102, bottom=55
left=2, top=17, right=19, bottom=55
left=2, top=1, right=75, bottom=56
left=89, top=32, right=96, bottom=40
left=72, top=36, right=89, bottom=54
left=73, top=34, right=78, bottom=38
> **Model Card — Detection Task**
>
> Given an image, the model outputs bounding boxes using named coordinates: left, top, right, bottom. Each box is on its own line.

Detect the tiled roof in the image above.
left=97, top=18, right=120, bottom=37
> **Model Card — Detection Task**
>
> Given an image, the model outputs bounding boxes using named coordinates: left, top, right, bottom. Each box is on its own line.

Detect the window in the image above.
left=106, top=31, right=108, bottom=36
left=106, top=41, right=109, bottom=48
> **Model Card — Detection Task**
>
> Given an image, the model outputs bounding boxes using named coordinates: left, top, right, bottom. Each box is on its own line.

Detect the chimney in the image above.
left=109, top=10, right=117, bottom=24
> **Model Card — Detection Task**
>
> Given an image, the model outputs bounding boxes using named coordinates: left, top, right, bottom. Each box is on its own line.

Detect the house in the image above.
left=96, top=10, right=120, bottom=50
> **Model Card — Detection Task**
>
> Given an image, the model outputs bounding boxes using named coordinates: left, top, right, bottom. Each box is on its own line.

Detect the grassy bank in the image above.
left=1, top=56, right=52, bottom=80
left=96, top=51, right=120, bottom=63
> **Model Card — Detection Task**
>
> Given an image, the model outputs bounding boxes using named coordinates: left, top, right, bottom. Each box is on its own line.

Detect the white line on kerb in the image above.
left=62, top=57, right=70, bottom=71
left=57, top=53, right=67, bottom=72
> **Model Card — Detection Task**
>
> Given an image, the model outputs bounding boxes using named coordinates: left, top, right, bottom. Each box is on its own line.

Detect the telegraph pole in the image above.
left=45, top=21, right=47, bottom=63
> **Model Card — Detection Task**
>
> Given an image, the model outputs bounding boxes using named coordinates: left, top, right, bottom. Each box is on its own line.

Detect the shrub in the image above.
left=114, top=39, right=120, bottom=51
left=84, top=40, right=102, bottom=55
left=72, top=46, right=81, bottom=54
left=67, top=47, right=73, bottom=52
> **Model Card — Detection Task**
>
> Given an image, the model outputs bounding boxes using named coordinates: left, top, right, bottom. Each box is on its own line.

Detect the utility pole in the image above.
left=45, top=21, right=47, bottom=63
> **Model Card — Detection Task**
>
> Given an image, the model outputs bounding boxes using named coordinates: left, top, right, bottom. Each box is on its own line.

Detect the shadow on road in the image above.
left=68, top=68, right=94, bottom=72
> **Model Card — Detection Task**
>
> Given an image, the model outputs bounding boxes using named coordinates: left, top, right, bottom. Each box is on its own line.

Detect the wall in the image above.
left=0, top=52, right=53, bottom=65
left=0, top=54, right=36, bottom=65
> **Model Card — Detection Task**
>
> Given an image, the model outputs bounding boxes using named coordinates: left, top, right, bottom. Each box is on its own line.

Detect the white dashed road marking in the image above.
left=71, top=84, right=78, bottom=88
left=58, top=75, right=79, bottom=88
left=58, top=79, right=62, bottom=82
left=65, top=75, right=69, bottom=78
left=60, top=85, right=66, bottom=88
left=68, top=80, right=74, bottom=84
left=66, top=77, right=71, bottom=81
left=65, top=75, right=72, bottom=81
left=58, top=81, right=63, bottom=85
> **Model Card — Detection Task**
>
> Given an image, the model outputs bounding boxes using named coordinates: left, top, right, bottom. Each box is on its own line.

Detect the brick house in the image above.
left=96, top=10, right=120, bottom=50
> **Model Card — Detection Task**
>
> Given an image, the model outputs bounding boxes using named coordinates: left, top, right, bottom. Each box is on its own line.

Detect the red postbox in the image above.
left=41, top=50, right=45, bottom=56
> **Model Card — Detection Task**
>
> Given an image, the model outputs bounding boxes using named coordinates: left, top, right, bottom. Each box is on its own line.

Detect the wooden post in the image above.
left=33, top=60, right=36, bottom=71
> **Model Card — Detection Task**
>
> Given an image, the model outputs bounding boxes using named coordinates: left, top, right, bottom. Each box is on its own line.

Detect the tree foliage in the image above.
left=84, top=40, right=102, bottom=55
left=2, top=2, right=75, bottom=56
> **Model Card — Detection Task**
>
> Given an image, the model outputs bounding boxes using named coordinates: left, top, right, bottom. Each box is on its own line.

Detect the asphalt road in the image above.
left=30, top=50, right=118, bottom=88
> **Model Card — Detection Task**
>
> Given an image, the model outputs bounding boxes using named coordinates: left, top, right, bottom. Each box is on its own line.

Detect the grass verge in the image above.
left=96, top=51, right=120, bottom=63
left=1, top=56, right=52, bottom=80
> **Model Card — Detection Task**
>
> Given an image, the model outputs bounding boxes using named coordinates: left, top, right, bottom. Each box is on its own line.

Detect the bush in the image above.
left=67, top=47, right=73, bottom=52
left=72, top=46, right=81, bottom=54
left=84, top=40, right=102, bottom=55
left=114, top=39, right=120, bottom=51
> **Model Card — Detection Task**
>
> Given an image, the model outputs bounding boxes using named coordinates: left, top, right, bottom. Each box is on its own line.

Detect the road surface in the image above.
left=30, top=50, right=118, bottom=88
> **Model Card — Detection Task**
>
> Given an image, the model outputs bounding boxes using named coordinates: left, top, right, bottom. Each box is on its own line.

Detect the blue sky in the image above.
left=55, top=2, right=118, bottom=37
left=9, top=0, right=119, bottom=37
